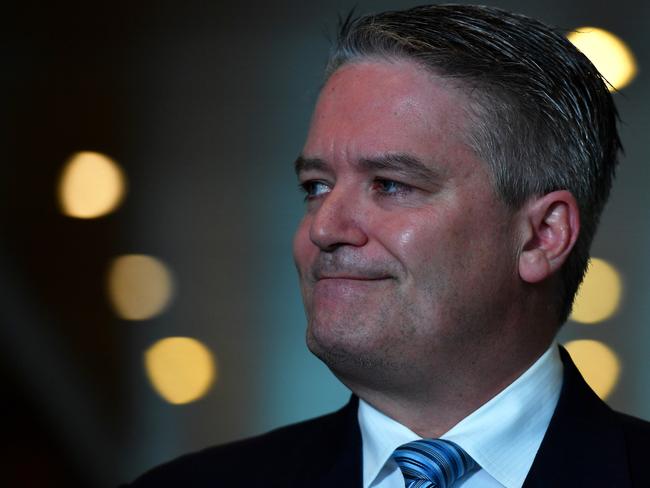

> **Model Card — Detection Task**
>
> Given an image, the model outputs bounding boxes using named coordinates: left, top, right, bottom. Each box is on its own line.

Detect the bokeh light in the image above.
left=58, top=151, right=127, bottom=218
left=144, top=337, right=217, bottom=405
left=567, top=26, right=638, bottom=91
left=565, top=339, right=620, bottom=400
left=107, top=254, right=174, bottom=320
left=570, top=257, right=623, bottom=324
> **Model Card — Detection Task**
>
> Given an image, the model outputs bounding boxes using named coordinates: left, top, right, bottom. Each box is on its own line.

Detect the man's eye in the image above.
left=373, top=179, right=412, bottom=196
left=299, top=180, right=331, bottom=200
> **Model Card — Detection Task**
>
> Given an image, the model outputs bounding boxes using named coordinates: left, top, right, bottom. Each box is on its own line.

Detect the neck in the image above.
left=341, top=334, right=555, bottom=437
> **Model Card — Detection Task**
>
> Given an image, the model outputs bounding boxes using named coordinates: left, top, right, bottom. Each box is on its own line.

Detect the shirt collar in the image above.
left=358, top=343, right=563, bottom=488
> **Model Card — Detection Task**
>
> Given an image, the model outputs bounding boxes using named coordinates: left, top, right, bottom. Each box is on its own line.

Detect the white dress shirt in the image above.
left=359, top=344, right=563, bottom=488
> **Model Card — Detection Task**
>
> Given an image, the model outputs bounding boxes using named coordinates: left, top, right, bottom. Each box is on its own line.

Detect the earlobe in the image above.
left=518, top=191, right=580, bottom=284
left=519, top=248, right=551, bottom=283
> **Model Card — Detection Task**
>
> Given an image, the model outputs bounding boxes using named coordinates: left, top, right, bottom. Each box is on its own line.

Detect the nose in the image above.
left=309, top=186, right=368, bottom=251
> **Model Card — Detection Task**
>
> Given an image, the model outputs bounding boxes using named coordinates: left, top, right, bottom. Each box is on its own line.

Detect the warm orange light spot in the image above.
left=567, top=27, right=637, bottom=91
left=571, top=258, right=623, bottom=324
left=145, top=337, right=217, bottom=404
left=58, top=151, right=126, bottom=218
left=107, top=254, right=174, bottom=320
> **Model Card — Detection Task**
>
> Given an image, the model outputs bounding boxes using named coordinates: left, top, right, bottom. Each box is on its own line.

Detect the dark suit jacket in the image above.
left=126, top=348, right=650, bottom=487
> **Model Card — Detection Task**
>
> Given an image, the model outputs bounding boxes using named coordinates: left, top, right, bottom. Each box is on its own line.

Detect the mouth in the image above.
left=308, top=273, right=394, bottom=305
left=313, top=276, right=394, bottom=288
left=315, top=274, right=392, bottom=282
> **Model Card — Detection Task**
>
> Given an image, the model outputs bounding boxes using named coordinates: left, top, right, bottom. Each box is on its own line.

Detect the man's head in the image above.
left=292, top=5, right=621, bottom=404
left=325, top=4, right=621, bottom=323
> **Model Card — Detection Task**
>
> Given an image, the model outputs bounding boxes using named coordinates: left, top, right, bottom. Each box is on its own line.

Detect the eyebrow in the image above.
left=294, top=156, right=327, bottom=175
left=358, top=153, right=440, bottom=184
left=294, top=153, right=440, bottom=185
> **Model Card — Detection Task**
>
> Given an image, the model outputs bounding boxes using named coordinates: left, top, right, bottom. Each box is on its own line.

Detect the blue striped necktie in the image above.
left=392, top=438, right=478, bottom=488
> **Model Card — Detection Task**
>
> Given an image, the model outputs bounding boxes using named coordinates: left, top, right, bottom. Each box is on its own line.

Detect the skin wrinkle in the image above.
left=296, top=153, right=445, bottom=188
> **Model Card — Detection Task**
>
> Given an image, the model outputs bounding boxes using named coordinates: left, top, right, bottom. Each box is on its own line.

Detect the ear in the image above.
left=518, top=190, right=580, bottom=284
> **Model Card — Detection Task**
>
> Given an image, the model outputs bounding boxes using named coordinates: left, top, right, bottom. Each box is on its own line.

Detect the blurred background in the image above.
left=3, top=0, right=648, bottom=486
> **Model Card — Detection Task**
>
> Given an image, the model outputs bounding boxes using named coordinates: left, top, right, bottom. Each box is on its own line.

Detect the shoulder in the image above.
left=125, top=397, right=359, bottom=487
left=616, top=410, right=650, bottom=482
left=617, top=410, right=650, bottom=440
left=558, top=345, right=650, bottom=448
left=526, top=347, right=650, bottom=486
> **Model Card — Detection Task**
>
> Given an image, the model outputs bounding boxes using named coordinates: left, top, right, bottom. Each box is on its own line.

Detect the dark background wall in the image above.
left=3, top=1, right=649, bottom=486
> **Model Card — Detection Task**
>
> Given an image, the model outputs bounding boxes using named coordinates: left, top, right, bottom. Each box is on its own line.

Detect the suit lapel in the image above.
left=523, top=347, right=631, bottom=487
left=292, top=396, right=363, bottom=488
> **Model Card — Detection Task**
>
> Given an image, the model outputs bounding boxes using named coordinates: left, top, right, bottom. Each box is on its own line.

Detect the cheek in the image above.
left=380, top=210, right=479, bottom=288
left=380, top=216, right=439, bottom=268
left=397, top=228, right=416, bottom=248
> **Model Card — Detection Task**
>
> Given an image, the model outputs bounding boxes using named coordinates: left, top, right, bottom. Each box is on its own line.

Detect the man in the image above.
left=127, top=4, right=650, bottom=487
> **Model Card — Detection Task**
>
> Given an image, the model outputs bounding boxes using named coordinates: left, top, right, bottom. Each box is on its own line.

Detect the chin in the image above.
left=307, top=319, right=365, bottom=364
left=306, top=319, right=400, bottom=385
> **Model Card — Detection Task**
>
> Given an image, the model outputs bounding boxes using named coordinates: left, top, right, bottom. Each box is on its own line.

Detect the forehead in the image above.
left=304, top=59, right=475, bottom=164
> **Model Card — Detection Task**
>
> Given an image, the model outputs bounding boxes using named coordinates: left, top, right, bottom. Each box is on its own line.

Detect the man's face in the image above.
left=293, top=60, right=521, bottom=391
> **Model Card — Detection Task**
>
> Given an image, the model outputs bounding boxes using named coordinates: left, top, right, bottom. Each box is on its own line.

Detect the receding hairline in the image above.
left=322, top=54, right=502, bottom=190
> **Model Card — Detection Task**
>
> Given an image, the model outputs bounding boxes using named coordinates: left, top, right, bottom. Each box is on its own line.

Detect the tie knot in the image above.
left=392, top=439, right=477, bottom=488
